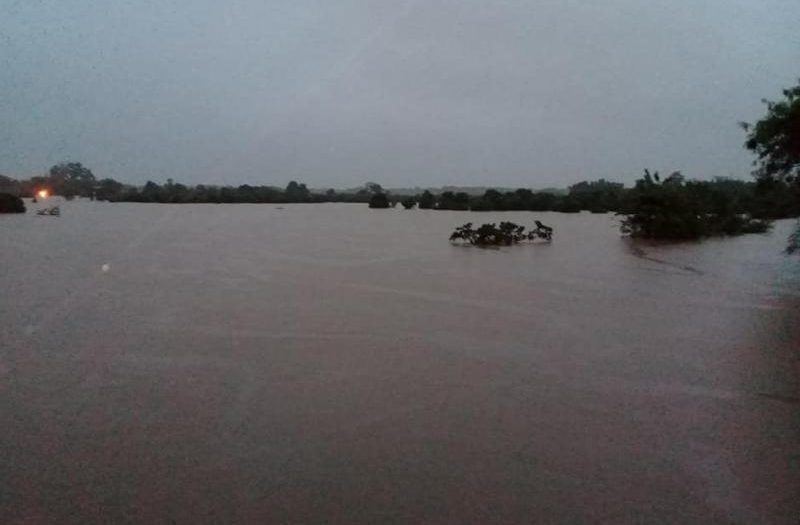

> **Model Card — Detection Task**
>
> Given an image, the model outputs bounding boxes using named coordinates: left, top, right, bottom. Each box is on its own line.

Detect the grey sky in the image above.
left=1, top=0, right=798, bottom=188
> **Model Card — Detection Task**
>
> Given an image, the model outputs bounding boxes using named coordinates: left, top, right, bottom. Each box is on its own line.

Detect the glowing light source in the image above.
left=37, top=190, right=49, bottom=199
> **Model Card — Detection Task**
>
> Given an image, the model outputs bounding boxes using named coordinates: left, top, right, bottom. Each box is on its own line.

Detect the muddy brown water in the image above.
left=2, top=200, right=799, bottom=523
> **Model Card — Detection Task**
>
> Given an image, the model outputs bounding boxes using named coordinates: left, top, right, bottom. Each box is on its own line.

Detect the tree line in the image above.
left=1, top=163, right=797, bottom=241
left=2, top=165, right=795, bottom=220
left=2, top=79, right=798, bottom=240
left=0, top=168, right=397, bottom=205
left=369, top=175, right=797, bottom=217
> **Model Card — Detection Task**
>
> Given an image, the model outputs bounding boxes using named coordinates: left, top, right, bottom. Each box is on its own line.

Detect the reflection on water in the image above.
left=2, top=201, right=799, bottom=523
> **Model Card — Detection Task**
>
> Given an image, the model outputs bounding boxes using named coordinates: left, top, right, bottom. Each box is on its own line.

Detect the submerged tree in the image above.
left=450, top=221, right=552, bottom=246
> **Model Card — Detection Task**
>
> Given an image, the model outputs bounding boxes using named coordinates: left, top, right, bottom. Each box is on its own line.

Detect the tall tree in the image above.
left=418, top=190, right=435, bottom=209
left=285, top=180, right=311, bottom=202
left=368, top=192, right=391, bottom=209
left=49, top=162, right=96, bottom=198
left=741, top=80, right=800, bottom=182
left=742, top=80, right=800, bottom=250
left=95, top=178, right=124, bottom=201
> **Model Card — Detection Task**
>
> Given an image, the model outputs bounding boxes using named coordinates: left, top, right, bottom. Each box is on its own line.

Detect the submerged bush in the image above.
left=0, top=193, right=25, bottom=213
left=450, top=221, right=552, bottom=246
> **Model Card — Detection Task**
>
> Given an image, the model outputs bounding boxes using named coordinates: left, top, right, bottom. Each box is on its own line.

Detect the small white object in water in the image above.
left=101, top=263, right=110, bottom=272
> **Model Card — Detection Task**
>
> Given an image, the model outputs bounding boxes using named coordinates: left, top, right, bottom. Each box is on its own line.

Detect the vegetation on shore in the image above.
left=618, top=170, right=772, bottom=239
left=1, top=166, right=795, bottom=240
left=368, top=192, right=391, bottom=208
left=741, top=79, right=800, bottom=251
left=4, top=166, right=795, bottom=222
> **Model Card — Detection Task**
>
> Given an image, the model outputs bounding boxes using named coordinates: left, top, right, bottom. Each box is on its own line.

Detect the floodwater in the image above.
left=2, top=200, right=799, bottom=524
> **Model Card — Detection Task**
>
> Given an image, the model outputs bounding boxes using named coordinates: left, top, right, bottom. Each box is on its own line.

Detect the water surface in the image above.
left=2, top=201, right=799, bottom=523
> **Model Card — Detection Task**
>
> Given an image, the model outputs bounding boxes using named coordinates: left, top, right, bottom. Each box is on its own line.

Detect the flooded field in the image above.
left=2, top=200, right=799, bottom=523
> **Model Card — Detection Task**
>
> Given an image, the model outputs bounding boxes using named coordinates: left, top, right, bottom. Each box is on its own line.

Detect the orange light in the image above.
left=37, top=190, right=48, bottom=199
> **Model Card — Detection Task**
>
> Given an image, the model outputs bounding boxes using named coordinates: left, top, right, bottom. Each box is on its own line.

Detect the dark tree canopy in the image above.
left=285, top=181, right=311, bottom=202
left=618, top=170, right=771, bottom=239
left=364, top=182, right=383, bottom=194
left=417, top=190, right=436, bottom=209
left=437, top=191, right=471, bottom=210
left=449, top=221, right=552, bottom=246
left=0, top=174, right=20, bottom=194
left=49, top=162, right=96, bottom=198
left=96, top=178, right=124, bottom=201
left=368, top=192, right=391, bottom=209
left=742, top=80, right=800, bottom=182
left=0, top=192, right=25, bottom=213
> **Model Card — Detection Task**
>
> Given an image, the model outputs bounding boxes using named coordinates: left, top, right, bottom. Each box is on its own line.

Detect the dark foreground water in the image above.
left=2, top=200, right=799, bottom=524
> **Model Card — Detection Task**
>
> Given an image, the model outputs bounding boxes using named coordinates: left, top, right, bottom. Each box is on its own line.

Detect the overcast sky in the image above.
left=1, top=1, right=798, bottom=188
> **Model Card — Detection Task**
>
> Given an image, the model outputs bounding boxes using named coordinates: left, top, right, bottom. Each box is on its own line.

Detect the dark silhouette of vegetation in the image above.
left=567, top=179, right=624, bottom=213
left=417, top=190, right=436, bottom=209
left=741, top=80, right=800, bottom=183
left=534, top=220, right=553, bottom=240
left=450, top=221, right=553, bottom=246
left=48, top=162, right=97, bottom=199
left=437, top=191, right=471, bottom=210
left=618, top=170, right=770, bottom=239
left=400, top=197, right=416, bottom=209
left=0, top=174, right=20, bottom=195
left=0, top=144, right=795, bottom=249
left=741, top=79, right=800, bottom=252
left=5, top=167, right=797, bottom=225
left=368, top=192, right=391, bottom=208
left=95, top=178, right=125, bottom=201
left=0, top=193, right=25, bottom=213
left=285, top=180, right=311, bottom=202
left=4, top=168, right=396, bottom=205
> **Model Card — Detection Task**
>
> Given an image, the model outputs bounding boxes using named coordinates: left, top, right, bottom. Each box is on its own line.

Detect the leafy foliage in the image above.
left=618, top=170, right=771, bottom=239
left=49, top=162, right=96, bottom=198
left=567, top=179, right=624, bottom=212
left=285, top=181, right=311, bottom=202
left=742, top=80, right=800, bottom=182
left=741, top=81, right=800, bottom=254
left=450, top=221, right=553, bottom=246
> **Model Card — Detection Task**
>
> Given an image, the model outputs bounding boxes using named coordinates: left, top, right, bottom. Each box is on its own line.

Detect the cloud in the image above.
left=1, top=0, right=798, bottom=187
